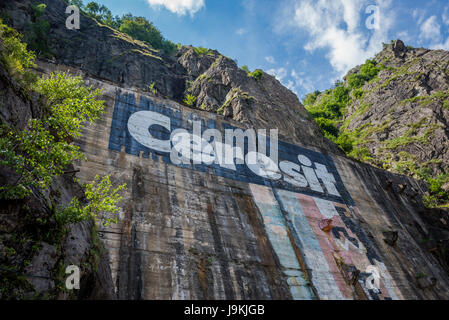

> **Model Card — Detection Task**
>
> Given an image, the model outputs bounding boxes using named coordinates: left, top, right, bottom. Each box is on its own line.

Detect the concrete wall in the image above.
left=73, top=76, right=449, bottom=300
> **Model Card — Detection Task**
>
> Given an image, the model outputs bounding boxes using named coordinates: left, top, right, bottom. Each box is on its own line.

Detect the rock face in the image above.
left=0, top=0, right=342, bottom=156
left=71, top=76, right=449, bottom=300
left=2, top=0, right=449, bottom=300
left=343, top=40, right=449, bottom=177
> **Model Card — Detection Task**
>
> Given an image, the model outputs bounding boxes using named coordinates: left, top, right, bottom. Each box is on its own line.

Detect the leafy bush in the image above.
left=25, top=3, right=51, bottom=58
left=347, top=59, right=383, bottom=89
left=240, top=65, right=250, bottom=73
left=193, top=46, right=213, bottom=56
left=34, top=72, right=105, bottom=138
left=0, top=72, right=104, bottom=199
left=314, top=118, right=339, bottom=138
left=336, top=133, right=355, bottom=153
left=347, top=73, right=366, bottom=89
left=0, top=120, right=86, bottom=199
left=248, top=69, right=263, bottom=81
left=0, top=20, right=36, bottom=85
left=57, top=175, right=126, bottom=226
left=352, top=88, right=364, bottom=99
left=119, top=17, right=164, bottom=49
left=303, top=90, right=321, bottom=106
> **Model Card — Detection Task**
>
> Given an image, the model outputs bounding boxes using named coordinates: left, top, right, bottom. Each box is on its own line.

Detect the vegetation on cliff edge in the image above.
left=0, top=21, right=126, bottom=298
left=303, top=56, right=449, bottom=208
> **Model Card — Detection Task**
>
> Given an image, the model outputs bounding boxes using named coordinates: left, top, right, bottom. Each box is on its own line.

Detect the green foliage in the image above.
left=0, top=121, right=85, bottom=199
left=0, top=72, right=104, bottom=199
left=347, top=59, right=383, bottom=89
left=304, top=85, right=349, bottom=122
left=34, top=72, right=105, bottom=139
left=422, top=173, right=449, bottom=208
left=348, top=146, right=373, bottom=162
left=193, top=46, right=213, bottom=56
left=443, top=100, right=449, bottom=110
left=57, top=175, right=126, bottom=226
left=240, top=66, right=263, bottom=81
left=0, top=20, right=36, bottom=85
left=25, top=3, right=51, bottom=58
left=401, top=90, right=449, bottom=107
left=347, top=74, right=366, bottom=89
left=352, top=88, right=364, bottom=99
left=303, top=90, right=321, bottom=106
left=240, top=65, right=250, bottom=73
left=248, top=69, right=263, bottom=81
left=148, top=82, right=157, bottom=95
left=304, top=59, right=384, bottom=154
left=314, top=118, right=339, bottom=139
left=184, top=94, right=197, bottom=107
left=67, top=1, right=178, bottom=55
left=119, top=16, right=178, bottom=55
left=335, top=133, right=355, bottom=154
left=119, top=17, right=163, bottom=49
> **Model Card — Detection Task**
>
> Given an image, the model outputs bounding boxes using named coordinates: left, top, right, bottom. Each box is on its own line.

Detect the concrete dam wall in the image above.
left=72, top=75, right=449, bottom=300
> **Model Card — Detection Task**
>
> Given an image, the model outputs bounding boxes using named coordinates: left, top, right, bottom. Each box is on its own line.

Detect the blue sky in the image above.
left=96, top=0, right=449, bottom=100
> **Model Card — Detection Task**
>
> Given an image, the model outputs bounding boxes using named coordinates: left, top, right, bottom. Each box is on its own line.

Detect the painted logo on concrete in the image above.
left=108, top=90, right=403, bottom=300
left=109, top=91, right=353, bottom=205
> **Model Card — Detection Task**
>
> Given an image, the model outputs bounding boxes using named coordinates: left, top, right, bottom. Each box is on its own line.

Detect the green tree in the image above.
left=0, top=72, right=105, bottom=199
left=119, top=16, right=164, bottom=50
left=25, top=3, right=51, bottom=57
left=0, top=20, right=36, bottom=84
left=248, top=69, right=263, bottom=81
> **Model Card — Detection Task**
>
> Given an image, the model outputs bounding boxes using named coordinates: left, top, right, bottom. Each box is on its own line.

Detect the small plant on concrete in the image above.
left=184, top=94, right=197, bottom=107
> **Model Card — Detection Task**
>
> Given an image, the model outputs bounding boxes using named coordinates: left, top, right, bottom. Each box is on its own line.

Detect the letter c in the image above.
left=128, top=111, right=171, bottom=153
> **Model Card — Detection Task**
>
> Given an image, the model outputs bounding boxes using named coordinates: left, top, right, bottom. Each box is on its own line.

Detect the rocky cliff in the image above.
left=0, top=0, right=342, bottom=155
left=347, top=40, right=448, bottom=179
left=1, top=0, right=449, bottom=300
left=305, top=40, right=449, bottom=208
left=0, top=36, right=114, bottom=299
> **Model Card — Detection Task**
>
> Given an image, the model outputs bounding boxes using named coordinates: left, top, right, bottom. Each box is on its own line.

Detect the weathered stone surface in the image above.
left=343, top=40, right=449, bottom=177
left=65, top=74, right=449, bottom=299
left=3, top=0, right=449, bottom=300
left=24, top=242, right=57, bottom=292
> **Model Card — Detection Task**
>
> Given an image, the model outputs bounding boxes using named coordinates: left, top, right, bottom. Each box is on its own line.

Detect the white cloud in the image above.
left=417, top=15, right=449, bottom=50
left=396, top=31, right=411, bottom=43
left=291, top=70, right=315, bottom=94
left=282, top=0, right=394, bottom=76
left=432, top=38, right=449, bottom=50
left=265, top=56, right=276, bottom=64
left=146, top=0, right=205, bottom=16
left=267, top=67, right=287, bottom=81
left=236, top=28, right=247, bottom=35
left=443, top=7, right=449, bottom=25
left=419, top=16, right=441, bottom=41
left=412, top=8, right=426, bottom=25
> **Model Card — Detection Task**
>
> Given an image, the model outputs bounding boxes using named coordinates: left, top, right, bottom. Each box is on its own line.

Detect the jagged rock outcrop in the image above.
left=2, top=0, right=449, bottom=300
left=176, top=46, right=339, bottom=154
left=343, top=40, right=449, bottom=178
left=0, top=0, right=341, bottom=155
